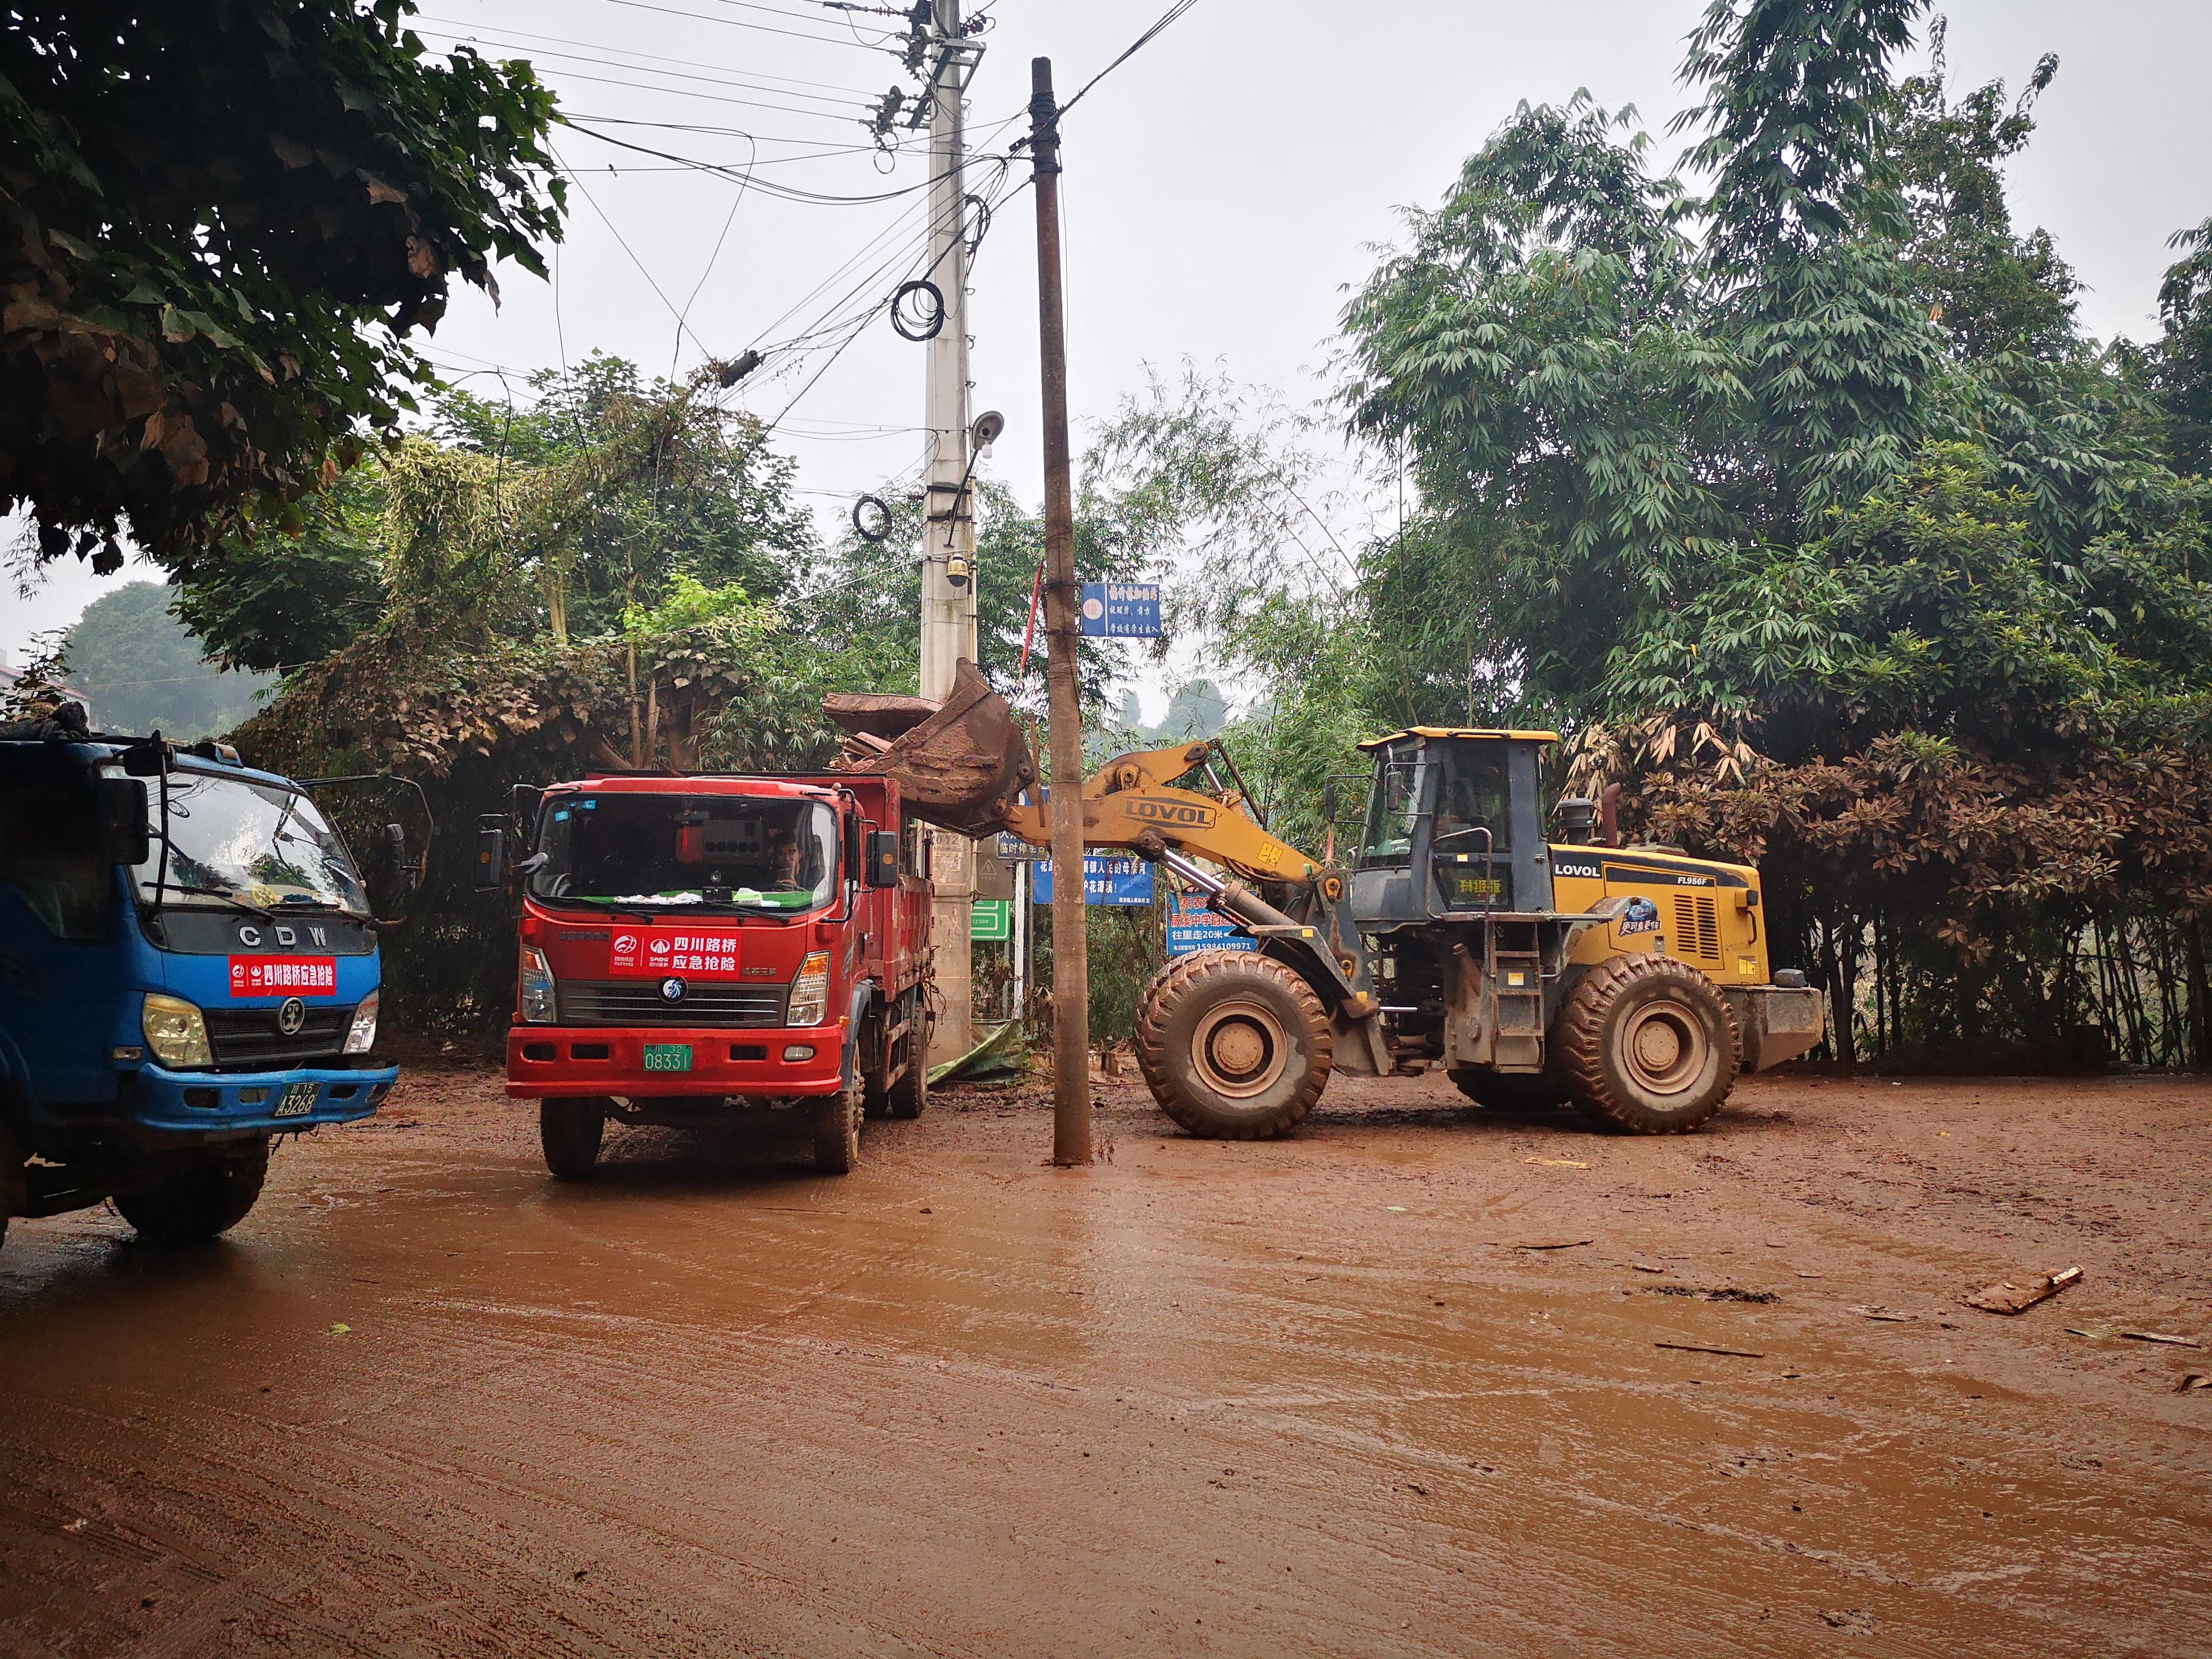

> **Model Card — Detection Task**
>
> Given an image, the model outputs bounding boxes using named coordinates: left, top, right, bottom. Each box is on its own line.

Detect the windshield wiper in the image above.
left=156, top=885, right=277, bottom=921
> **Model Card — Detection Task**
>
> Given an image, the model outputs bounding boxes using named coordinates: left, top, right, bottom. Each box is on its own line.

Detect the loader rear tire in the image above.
left=1555, top=955, right=1739, bottom=1134
left=1134, top=950, right=1332, bottom=1139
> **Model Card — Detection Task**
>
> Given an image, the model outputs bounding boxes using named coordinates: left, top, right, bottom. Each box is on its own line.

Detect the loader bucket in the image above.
left=825, top=658, right=1037, bottom=835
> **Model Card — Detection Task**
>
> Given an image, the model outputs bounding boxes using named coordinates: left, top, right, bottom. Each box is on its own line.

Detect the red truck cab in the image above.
left=485, top=773, right=933, bottom=1178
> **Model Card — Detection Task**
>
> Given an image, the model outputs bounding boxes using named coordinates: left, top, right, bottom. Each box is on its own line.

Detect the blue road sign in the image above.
left=1079, top=582, right=1163, bottom=638
left=1032, top=852, right=1154, bottom=906
left=1166, top=892, right=1256, bottom=957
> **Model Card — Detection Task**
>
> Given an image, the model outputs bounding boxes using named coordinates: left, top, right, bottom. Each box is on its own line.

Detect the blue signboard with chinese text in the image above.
left=1078, top=582, right=1163, bottom=638
left=1032, top=853, right=1154, bottom=906
left=1166, top=891, right=1256, bottom=956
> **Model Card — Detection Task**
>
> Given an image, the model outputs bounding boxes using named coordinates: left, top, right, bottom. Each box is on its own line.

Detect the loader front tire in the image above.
left=1555, top=955, right=1740, bottom=1134
left=1134, top=950, right=1332, bottom=1139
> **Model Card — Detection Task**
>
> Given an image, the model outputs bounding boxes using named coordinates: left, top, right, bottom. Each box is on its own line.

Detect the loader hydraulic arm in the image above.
left=999, top=741, right=1321, bottom=889
left=998, top=741, right=1377, bottom=1022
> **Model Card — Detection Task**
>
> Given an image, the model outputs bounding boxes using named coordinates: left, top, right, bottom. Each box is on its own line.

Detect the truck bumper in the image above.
left=117, top=1061, right=398, bottom=1144
left=1721, top=986, right=1827, bottom=1071
left=505, top=1024, right=847, bottom=1099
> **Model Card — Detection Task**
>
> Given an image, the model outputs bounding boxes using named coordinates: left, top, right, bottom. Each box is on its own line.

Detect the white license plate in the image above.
left=272, top=1081, right=319, bottom=1118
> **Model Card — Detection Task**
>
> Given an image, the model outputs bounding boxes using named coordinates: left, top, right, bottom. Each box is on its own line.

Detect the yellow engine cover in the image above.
left=1548, top=844, right=1770, bottom=986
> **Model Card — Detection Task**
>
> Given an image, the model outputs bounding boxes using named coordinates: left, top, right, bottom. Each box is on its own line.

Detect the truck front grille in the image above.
left=204, top=1005, right=356, bottom=1070
left=556, top=981, right=789, bottom=1028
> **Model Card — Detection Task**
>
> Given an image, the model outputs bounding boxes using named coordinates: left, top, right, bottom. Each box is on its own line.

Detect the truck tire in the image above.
left=541, top=1098, right=608, bottom=1181
left=115, top=1137, right=270, bottom=1244
left=0, top=1120, right=20, bottom=1255
left=1555, top=955, right=1740, bottom=1134
left=886, top=1032, right=928, bottom=1120
left=813, top=1073, right=864, bottom=1175
left=1134, top=949, right=1332, bottom=1139
left=1449, top=1069, right=1570, bottom=1112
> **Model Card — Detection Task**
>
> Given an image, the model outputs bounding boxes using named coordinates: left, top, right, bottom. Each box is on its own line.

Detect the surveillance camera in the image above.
left=969, top=409, right=1006, bottom=455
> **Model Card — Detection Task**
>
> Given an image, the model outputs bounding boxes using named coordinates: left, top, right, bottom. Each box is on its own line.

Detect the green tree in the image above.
left=1, top=0, right=563, bottom=573
left=63, top=580, right=275, bottom=738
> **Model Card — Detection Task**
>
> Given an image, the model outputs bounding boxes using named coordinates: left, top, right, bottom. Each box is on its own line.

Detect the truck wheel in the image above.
left=0, top=1121, right=20, bottom=1255
left=1134, top=950, right=1332, bottom=1139
left=1555, top=956, right=1740, bottom=1134
left=541, top=1099, right=607, bottom=1181
left=115, top=1137, right=270, bottom=1244
left=886, top=1017, right=928, bottom=1120
left=813, top=1073, right=864, bottom=1175
left=1449, top=1069, right=1570, bottom=1112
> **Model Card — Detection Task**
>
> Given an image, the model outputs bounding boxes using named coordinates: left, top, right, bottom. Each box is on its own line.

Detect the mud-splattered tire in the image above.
left=886, top=1038, right=927, bottom=1121
left=541, top=1098, right=608, bottom=1180
left=1555, top=955, right=1740, bottom=1134
left=813, top=1073, right=863, bottom=1174
left=0, top=1120, right=20, bottom=1255
left=1134, top=949, right=1332, bottom=1139
left=1449, top=1068, right=1571, bottom=1112
left=115, top=1137, right=270, bottom=1243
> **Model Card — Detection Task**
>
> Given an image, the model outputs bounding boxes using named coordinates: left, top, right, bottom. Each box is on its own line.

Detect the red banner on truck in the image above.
left=229, top=955, right=338, bottom=996
left=609, top=929, right=744, bottom=979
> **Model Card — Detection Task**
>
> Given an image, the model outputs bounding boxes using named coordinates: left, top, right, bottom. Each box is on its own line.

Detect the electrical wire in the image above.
left=415, top=15, right=886, bottom=101
left=590, top=0, right=907, bottom=54
left=559, top=118, right=966, bottom=207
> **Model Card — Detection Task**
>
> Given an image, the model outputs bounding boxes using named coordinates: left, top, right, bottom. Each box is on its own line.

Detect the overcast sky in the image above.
left=11, top=0, right=2210, bottom=704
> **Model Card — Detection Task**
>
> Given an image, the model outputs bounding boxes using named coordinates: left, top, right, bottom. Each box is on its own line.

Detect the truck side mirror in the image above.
left=474, top=818, right=506, bottom=891
left=96, top=777, right=151, bottom=867
left=1322, top=780, right=1338, bottom=824
left=865, top=830, right=899, bottom=888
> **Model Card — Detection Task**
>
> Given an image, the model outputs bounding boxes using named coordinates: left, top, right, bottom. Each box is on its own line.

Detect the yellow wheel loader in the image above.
left=833, top=663, right=1825, bottom=1139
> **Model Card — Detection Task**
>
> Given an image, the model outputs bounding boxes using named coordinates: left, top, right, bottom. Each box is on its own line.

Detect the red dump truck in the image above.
left=478, top=772, right=933, bottom=1178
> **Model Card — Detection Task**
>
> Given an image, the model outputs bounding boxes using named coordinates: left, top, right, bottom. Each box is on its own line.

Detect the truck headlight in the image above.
left=344, top=990, right=380, bottom=1055
left=519, top=945, right=557, bottom=1024
left=142, top=993, right=212, bottom=1069
left=786, top=950, right=831, bottom=1029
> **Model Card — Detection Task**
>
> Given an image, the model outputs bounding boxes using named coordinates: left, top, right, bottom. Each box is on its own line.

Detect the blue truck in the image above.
left=0, top=720, right=407, bottom=1249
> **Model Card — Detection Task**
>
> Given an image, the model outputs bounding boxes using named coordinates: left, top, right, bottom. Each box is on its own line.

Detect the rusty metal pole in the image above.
left=1030, top=56, right=1090, bottom=1167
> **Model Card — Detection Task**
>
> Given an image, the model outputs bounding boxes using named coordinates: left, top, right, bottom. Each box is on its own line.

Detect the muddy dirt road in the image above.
left=2, top=1065, right=2208, bottom=1658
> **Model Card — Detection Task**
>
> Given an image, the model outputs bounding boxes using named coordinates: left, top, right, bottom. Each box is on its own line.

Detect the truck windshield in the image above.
left=129, top=768, right=369, bottom=916
left=529, top=794, right=838, bottom=913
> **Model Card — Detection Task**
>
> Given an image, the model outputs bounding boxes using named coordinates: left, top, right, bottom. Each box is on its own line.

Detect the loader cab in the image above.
left=1348, top=729, right=1558, bottom=928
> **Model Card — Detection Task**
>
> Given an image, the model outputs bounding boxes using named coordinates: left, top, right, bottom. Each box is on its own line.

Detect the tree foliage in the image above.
left=1284, top=1, right=2212, bottom=1063
left=0, top=0, right=563, bottom=571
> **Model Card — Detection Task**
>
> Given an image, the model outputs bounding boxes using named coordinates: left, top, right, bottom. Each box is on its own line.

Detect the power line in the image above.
left=1057, top=0, right=1204, bottom=124
left=560, top=118, right=964, bottom=207
left=590, top=0, right=905, bottom=54
left=415, top=31, right=879, bottom=115
left=416, top=15, right=886, bottom=101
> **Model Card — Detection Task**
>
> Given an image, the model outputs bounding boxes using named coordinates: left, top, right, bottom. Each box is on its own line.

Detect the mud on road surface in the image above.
left=2, top=1064, right=2208, bottom=1658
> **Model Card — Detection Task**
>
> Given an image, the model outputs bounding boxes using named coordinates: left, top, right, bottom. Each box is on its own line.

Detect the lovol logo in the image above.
left=1128, top=798, right=1216, bottom=830
left=1553, top=860, right=1603, bottom=881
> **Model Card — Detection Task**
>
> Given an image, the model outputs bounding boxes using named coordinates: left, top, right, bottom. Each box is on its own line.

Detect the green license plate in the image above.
left=642, top=1044, right=693, bottom=1073
left=272, top=1080, right=319, bottom=1117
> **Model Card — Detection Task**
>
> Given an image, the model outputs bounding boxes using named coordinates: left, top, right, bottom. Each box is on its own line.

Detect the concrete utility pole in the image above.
left=918, top=0, right=979, bottom=1067
left=1029, top=56, right=1091, bottom=1167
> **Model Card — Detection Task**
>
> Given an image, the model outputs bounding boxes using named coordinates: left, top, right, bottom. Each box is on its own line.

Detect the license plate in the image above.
left=272, top=1081, right=319, bottom=1117
left=642, top=1044, right=693, bottom=1073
